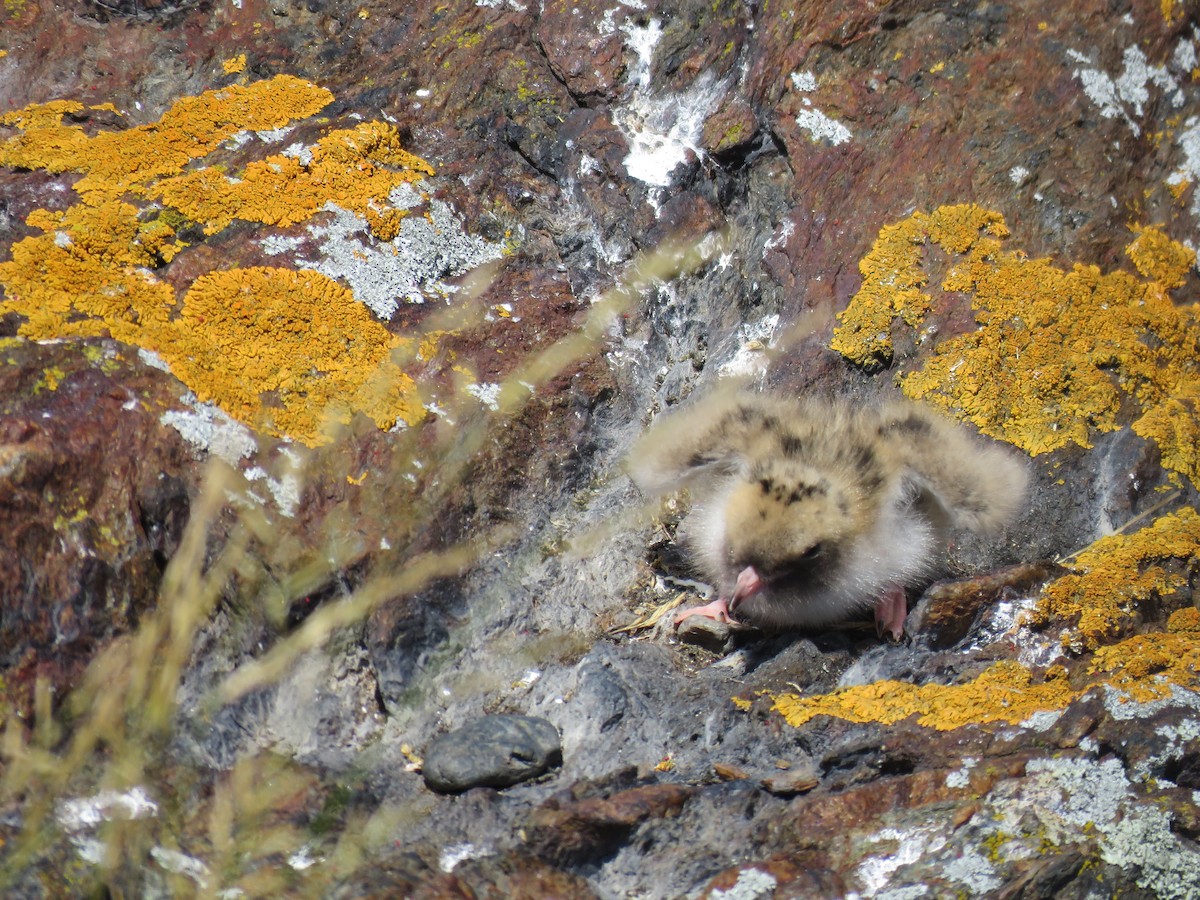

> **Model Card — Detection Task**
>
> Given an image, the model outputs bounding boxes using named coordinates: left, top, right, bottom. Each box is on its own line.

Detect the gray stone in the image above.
left=423, top=714, right=563, bottom=795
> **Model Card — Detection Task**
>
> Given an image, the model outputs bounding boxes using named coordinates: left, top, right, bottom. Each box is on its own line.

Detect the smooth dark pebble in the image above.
left=423, top=714, right=563, bottom=794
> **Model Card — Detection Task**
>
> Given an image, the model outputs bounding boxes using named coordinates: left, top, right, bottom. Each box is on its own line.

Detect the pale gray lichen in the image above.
left=303, top=194, right=504, bottom=318
left=1015, top=755, right=1200, bottom=900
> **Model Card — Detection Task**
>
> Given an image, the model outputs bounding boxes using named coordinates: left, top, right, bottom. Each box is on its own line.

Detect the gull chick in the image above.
left=628, top=390, right=1028, bottom=639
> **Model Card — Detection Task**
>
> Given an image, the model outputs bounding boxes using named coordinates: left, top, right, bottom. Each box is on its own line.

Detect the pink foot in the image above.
left=874, top=585, right=908, bottom=641
left=673, top=597, right=736, bottom=627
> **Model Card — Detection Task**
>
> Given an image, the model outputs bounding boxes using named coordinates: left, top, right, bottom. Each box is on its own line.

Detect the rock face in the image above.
left=2, top=0, right=1200, bottom=897
left=0, top=339, right=193, bottom=718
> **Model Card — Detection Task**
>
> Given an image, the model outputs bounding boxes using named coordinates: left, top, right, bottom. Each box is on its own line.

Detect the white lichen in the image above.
left=790, top=70, right=818, bottom=92
left=1005, top=753, right=1200, bottom=900
left=1070, top=44, right=1181, bottom=136
left=161, top=397, right=258, bottom=465
left=708, top=866, right=779, bottom=899
left=301, top=192, right=504, bottom=318
left=945, top=757, right=977, bottom=789
left=795, top=108, right=852, bottom=145
left=466, top=381, right=502, bottom=411
left=1172, top=116, right=1200, bottom=220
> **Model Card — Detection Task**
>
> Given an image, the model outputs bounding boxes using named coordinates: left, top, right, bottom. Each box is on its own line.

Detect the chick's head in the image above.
left=721, top=462, right=871, bottom=591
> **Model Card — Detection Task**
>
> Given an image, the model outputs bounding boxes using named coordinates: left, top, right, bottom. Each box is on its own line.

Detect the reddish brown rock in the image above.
left=908, top=561, right=1063, bottom=649
left=525, top=781, right=696, bottom=865
left=536, top=0, right=628, bottom=102
left=0, top=339, right=194, bottom=717
left=410, top=852, right=601, bottom=900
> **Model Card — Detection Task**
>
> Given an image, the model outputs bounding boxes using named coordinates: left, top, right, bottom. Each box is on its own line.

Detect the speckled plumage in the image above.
left=629, top=389, right=1029, bottom=633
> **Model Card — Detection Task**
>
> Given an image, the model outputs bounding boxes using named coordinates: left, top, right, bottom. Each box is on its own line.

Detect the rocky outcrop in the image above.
left=1, top=0, right=1199, bottom=896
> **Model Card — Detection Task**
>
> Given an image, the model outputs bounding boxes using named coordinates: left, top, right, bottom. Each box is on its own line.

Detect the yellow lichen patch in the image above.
left=772, top=661, right=1076, bottom=732
left=1031, top=507, right=1200, bottom=651
left=0, top=98, right=85, bottom=128
left=156, top=121, right=433, bottom=237
left=1168, top=606, right=1200, bottom=633
left=0, top=199, right=176, bottom=342
left=223, top=54, right=248, bottom=75
left=1133, top=386, right=1200, bottom=488
left=1125, top=224, right=1196, bottom=287
left=1161, top=0, right=1185, bottom=25
left=1088, top=631, right=1200, bottom=703
left=833, top=207, right=1200, bottom=485
left=774, top=628, right=1200, bottom=731
left=164, top=268, right=424, bottom=442
left=1167, top=176, right=1192, bottom=201
left=41, top=365, right=66, bottom=391
left=0, top=76, right=334, bottom=203
left=829, top=204, right=1007, bottom=368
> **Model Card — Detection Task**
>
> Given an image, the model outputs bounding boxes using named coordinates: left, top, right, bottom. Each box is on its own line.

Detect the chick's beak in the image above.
left=728, top=565, right=764, bottom=613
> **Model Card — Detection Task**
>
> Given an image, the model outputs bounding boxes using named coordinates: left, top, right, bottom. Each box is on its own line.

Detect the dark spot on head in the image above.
left=848, top=444, right=886, bottom=491
left=859, top=472, right=888, bottom=494
left=759, top=477, right=774, bottom=494
left=861, top=472, right=886, bottom=493
left=779, top=433, right=804, bottom=457
left=851, top=442, right=878, bottom=473
left=884, top=414, right=933, bottom=436
left=731, top=405, right=781, bottom=433
left=687, top=451, right=712, bottom=469
left=785, top=482, right=826, bottom=505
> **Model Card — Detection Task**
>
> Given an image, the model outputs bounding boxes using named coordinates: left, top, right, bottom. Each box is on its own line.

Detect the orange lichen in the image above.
left=1125, top=224, right=1196, bottom=287
left=1032, top=507, right=1200, bottom=650
left=772, top=661, right=1076, bottom=731
left=1132, top=386, right=1200, bottom=488
left=0, top=76, right=335, bottom=203
left=0, top=199, right=176, bottom=342
left=0, top=76, right=443, bottom=446
left=832, top=206, right=1200, bottom=487
left=774, top=629, right=1200, bottom=729
left=223, top=54, right=248, bottom=75
left=1167, top=606, right=1200, bottom=633
left=156, top=121, right=433, bottom=237
left=1167, top=177, right=1192, bottom=201
left=1161, top=0, right=1185, bottom=25
left=829, top=204, right=1009, bottom=369
left=1088, top=631, right=1200, bottom=703
left=164, top=267, right=423, bottom=439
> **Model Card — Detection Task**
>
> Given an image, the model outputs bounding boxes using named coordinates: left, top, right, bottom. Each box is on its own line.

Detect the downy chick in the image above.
left=628, top=389, right=1029, bottom=638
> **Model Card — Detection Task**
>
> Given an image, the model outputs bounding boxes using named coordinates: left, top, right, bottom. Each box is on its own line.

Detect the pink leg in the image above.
left=673, top=597, right=736, bottom=627
left=874, top=585, right=907, bottom=641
